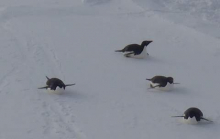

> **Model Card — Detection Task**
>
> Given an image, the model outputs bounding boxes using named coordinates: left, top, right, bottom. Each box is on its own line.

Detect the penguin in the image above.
left=38, top=76, right=75, bottom=91
left=146, top=76, right=179, bottom=91
left=115, top=40, right=153, bottom=59
left=172, top=107, right=213, bottom=124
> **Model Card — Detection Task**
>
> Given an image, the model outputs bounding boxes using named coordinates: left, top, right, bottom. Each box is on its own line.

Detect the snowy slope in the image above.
left=133, top=0, right=220, bottom=38
left=0, top=0, right=220, bottom=139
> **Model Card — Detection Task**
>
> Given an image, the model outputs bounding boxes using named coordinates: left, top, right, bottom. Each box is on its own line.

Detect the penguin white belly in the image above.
left=150, top=82, right=159, bottom=88
left=182, top=117, right=198, bottom=124
left=150, top=82, right=174, bottom=91
left=47, top=87, right=64, bottom=94
left=125, top=47, right=148, bottom=59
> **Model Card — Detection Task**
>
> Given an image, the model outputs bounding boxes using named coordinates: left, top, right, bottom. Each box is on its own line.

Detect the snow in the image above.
left=133, top=0, right=220, bottom=38
left=0, top=0, right=220, bottom=139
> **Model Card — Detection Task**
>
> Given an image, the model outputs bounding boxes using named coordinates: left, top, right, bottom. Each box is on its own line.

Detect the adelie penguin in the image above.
left=172, top=107, right=213, bottom=124
left=38, top=76, right=75, bottom=94
left=115, top=40, right=153, bottom=59
left=146, top=76, right=179, bottom=91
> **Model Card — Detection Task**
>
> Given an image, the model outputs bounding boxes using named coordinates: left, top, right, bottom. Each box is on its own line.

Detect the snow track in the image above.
left=0, top=5, right=86, bottom=138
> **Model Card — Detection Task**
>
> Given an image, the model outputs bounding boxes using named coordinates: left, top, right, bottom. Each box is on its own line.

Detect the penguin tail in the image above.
left=38, top=86, right=48, bottom=89
left=201, top=117, right=213, bottom=122
left=115, top=50, right=123, bottom=52
left=46, top=76, right=50, bottom=80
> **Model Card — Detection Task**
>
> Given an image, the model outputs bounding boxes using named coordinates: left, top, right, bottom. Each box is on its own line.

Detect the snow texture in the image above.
left=82, top=0, right=112, bottom=5
left=0, top=0, right=220, bottom=139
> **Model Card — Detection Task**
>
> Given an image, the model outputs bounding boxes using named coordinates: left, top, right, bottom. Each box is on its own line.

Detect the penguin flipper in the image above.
left=115, top=50, right=123, bottom=52
left=201, top=117, right=213, bottom=122
left=38, top=86, right=48, bottom=89
left=171, top=116, right=184, bottom=118
left=65, top=83, right=76, bottom=87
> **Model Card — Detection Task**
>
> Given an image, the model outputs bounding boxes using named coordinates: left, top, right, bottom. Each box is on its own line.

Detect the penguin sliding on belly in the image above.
left=115, top=40, right=153, bottom=59
left=172, top=107, right=213, bottom=124
left=146, top=76, right=179, bottom=91
left=38, top=76, right=75, bottom=94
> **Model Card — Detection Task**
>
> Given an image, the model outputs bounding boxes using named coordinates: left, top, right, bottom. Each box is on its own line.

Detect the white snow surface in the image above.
left=0, top=0, right=220, bottom=139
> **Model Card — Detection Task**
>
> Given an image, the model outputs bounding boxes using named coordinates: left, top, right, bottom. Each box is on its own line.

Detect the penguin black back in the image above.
left=147, top=76, right=167, bottom=83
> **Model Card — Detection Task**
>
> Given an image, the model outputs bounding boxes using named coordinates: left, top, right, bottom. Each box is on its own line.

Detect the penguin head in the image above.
left=167, top=77, right=174, bottom=84
left=49, top=84, right=57, bottom=91
left=141, top=40, right=153, bottom=47
left=59, top=84, right=65, bottom=90
left=57, top=82, right=66, bottom=90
